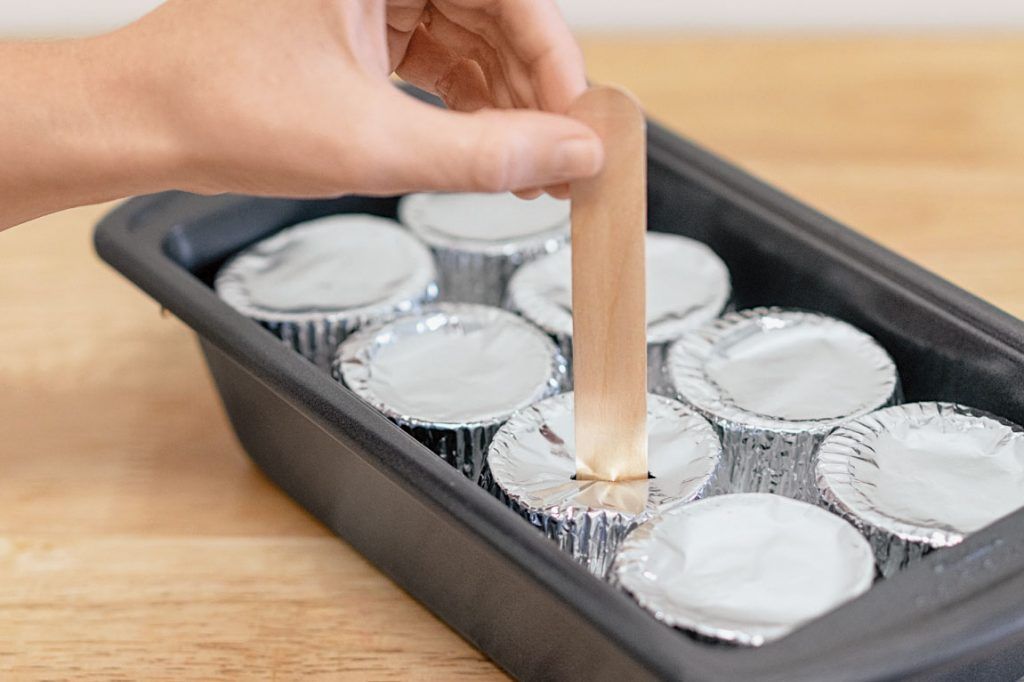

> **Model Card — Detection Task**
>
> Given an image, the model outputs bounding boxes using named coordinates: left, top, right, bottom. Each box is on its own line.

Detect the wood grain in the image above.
left=569, top=86, right=649, bottom=482
left=1, top=35, right=1023, bottom=679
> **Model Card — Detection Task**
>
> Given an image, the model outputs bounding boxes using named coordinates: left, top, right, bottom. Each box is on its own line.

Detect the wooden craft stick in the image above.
left=568, top=86, right=648, bottom=482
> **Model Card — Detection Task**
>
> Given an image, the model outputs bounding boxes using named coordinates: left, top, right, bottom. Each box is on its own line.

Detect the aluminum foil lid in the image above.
left=488, top=392, right=721, bottom=519
left=507, top=232, right=731, bottom=345
left=668, top=308, right=899, bottom=433
left=817, top=402, right=1024, bottom=548
left=215, top=214, right=437, bottom=323
left=613, top=493, right=874, bottom=646
left=337, top=303, right=565, bottom=428
left=398, top=192, right=570, bottom=256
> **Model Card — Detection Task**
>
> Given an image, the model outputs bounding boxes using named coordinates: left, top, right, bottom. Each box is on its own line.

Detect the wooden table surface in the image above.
left=3, top=35, right=1023, bottom=680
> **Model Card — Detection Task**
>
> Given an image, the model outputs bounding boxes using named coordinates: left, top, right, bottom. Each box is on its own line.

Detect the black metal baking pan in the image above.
left=94, top=88, right=1024, bottom=681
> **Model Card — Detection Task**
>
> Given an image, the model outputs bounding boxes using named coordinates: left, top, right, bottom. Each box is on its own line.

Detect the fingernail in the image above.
left=552, top=137, right=603, bottom=179
left=544, top=183, right=571, bottom=199
left=514, top=188, right=544, bottom=200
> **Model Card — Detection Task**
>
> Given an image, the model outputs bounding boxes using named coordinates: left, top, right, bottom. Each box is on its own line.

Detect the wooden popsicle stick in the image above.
left=568, top=86, right=648, bottom=482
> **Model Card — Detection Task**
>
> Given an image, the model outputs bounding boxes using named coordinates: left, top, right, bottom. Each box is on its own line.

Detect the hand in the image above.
left=114, top=0, right=603, bottom=199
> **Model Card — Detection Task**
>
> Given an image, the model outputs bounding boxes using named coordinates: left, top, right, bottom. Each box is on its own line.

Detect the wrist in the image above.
left=71, top=32, right=192, bottom=200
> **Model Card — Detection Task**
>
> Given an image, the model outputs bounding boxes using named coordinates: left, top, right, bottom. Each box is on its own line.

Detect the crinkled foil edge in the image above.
left=669, top=307, right=901, bottom=501
left=215, top=217, right=439, bottom=370
left=398, top=418, right=504, bottom=481
left=484, top=393, right=721, bottom=577
left=398, top=193, right=570, bottom=258
left=711, top=421, right=829, bottom=502
left=667, top=307, right=901, bottom=433
left=429, top=235, right=567, bottom=307
left=815, top=401, right=1021, bottom=576
left=509, top=330, right=674, bottom=396
left=611, top=494, right=876, bottom=646
left=334, top=304, right=567, bottom=480
left=506, top=233, right=731, bottom=348
left=697, top=380, right=899, bottom=503
left=261, top=294, right=435, bottom=370
left=489, top=478, right=643, bottom=578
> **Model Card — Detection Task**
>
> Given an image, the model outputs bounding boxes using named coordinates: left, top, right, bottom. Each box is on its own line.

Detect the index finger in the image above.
left=433, top=0, right=587, bottom=114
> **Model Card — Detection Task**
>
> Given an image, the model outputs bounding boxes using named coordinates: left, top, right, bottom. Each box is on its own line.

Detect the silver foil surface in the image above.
left=506, top=231, right=731, bottom=393
left=215, top=214, right=437, bottom=370
left=336, top=303, right=566, bottom=479
left=612, top=493, right=875, bottom=646
left=398, top=192, right=570, bottom=306
left=668, top=307, right=900, bottom=501
left=816, top=402, right=1024, bottom=576
left=487, top=392, right=721, bottom=577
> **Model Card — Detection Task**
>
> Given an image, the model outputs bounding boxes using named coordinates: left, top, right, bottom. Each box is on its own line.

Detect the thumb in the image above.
left=372, top=89, right=604, bottom=194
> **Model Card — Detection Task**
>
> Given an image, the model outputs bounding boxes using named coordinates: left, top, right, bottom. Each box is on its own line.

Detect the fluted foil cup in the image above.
left=613, top=493, right=875, bottom=646
left=668, top=308, right=900, bottom=501
left=507, top=231, right=731, bottom=393
left=216, top=213, right=437, bottom=370
left=817, top=402, right=1024, bottom=576
left=487, top=392, right=721, bottom=578
left=398, top=192, right=569, bottom=306
left=336, top=303, right=566, bottom=480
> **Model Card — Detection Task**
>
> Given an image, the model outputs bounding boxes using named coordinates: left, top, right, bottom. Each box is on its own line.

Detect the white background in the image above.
left=1, top=0, right=1023, bottom=37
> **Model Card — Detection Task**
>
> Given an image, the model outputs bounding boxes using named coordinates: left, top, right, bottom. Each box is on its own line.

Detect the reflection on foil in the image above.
left=338, top=303, right=566, bottom=426
left=668, top=307, right=900, bottom=500
left=487, top=392, right=721, bottom=576
left=817, top=401, right=1024, bottom=576
left=613, top=494, right=875, bottom=646
left=335, top=303, right=566, bottom=480
left=398, top=192, right=570, bottom=306
left=217, top=213, right=436, bottom=316
left=508, top=232, right=731, bottom=346
left=215, top=213, right=437, bottom=368
left=399, top=192, right=570, bottom=244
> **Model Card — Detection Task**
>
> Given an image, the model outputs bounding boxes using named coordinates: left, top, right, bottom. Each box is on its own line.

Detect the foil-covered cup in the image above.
left=506, top=231, right=731, bottom=393
left=817, top=402, right=1024, bottom=577
left=487, top=392, right=721, bottom=577
left=668, top=308, right=900, bottom=501
left=215, top=214, right=437, bottom=370
left=336, top=303, right=566, bottom=479
left=612, top=493, right=875, bottom=646
left=398, top=192, right=569, bottom=306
